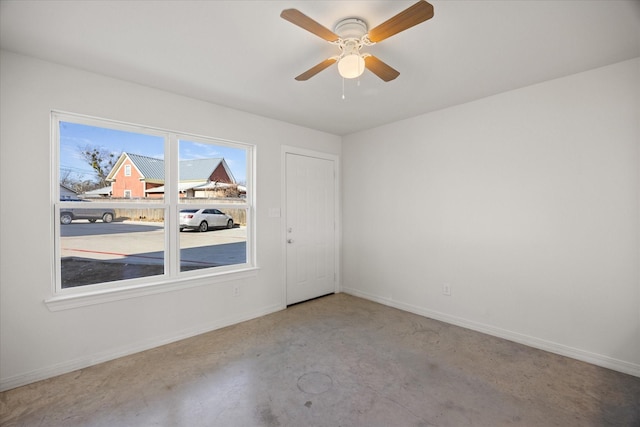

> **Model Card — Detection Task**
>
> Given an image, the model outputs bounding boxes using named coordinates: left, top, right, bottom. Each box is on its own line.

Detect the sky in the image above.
left=59, top=121, right=248, bottom=184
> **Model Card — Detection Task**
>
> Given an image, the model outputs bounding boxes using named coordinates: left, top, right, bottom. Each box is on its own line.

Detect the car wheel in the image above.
left=88, top=219, right=97, bottom=223
left=198, top=221, right=208, bottom=232
left=226, top=219, right=233, bottom=229
left=60, top=213, right=73, bottom=225
left=179, top=227, right=184, bottom=232
left=102, top=212, right=114, bottom=223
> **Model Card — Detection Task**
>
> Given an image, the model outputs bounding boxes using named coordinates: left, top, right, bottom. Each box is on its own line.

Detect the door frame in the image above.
left=281, top=146, right=341, bottom=306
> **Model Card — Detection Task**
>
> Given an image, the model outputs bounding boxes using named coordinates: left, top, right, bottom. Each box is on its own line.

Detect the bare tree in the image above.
left=60, top=168, right=74, bottom=187
left=78, top=145, right=120, bottom=187
left=74, top=179, right=102, bottom=194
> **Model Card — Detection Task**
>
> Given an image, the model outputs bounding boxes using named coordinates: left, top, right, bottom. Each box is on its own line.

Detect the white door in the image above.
left=286, top=153, right=336, bottom=305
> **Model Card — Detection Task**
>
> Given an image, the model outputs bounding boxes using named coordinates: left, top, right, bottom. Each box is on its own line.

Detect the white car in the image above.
left=179, top=208, right=234, bottom=232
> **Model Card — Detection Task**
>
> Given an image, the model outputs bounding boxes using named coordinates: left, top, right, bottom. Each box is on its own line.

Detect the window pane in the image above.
left=58, top=120, right=167, bottom=288
left=178, top=139, right=247, bottom=202
left=59, top=210, right=165, bottom=288
left=179, top=207, right=247, bottom=272
left=59, top=121, right=165, bottom=200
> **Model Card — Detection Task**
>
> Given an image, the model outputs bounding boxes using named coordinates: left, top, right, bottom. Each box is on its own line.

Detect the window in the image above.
left=53, top=112, right=255, bottom=301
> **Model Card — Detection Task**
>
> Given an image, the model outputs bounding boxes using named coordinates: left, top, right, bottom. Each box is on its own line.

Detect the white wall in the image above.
left=0, top=50, right=341, bottom=390
left=342, top=58, right=640, bottom=376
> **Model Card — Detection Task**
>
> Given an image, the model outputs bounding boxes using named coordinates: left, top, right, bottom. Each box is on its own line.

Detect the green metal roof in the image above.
left=124, top=153, right=227, bottom=182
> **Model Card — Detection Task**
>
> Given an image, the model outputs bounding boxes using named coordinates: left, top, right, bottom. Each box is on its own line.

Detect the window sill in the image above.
left=44, top=267, right=259, bottom=311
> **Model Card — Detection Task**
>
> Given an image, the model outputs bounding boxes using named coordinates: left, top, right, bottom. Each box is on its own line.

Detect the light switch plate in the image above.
left=268, top=208, right=281, bottom=218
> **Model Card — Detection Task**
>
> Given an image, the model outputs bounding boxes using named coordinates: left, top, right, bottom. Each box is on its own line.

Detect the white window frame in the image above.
left=46, top=111, right=257, bottom=311
left=124, top=164, right=131, bottom=176
left=123, top=189, right=132, bottom=199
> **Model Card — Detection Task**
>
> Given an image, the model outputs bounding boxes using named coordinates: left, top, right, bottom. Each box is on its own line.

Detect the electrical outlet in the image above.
left=233, top=286, right=240, bottom=297
left=443, top=283, right=451, bottom=296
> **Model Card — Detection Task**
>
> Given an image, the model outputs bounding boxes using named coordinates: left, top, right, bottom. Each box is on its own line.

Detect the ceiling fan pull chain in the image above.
left=342, top=77, right=346, bottom=100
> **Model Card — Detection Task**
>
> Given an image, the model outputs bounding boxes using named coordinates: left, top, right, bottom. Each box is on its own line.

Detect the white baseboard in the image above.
left=0, top=303, right=284, bottom=392
left=342, top=287, right=640, bottom=378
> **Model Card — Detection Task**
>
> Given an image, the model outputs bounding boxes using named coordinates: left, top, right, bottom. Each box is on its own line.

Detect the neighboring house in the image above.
left=60, top=183, right=78, bottom=200
left=106, top=152, right=236, bottom=198
left=82, top=185, right=113, bottom=199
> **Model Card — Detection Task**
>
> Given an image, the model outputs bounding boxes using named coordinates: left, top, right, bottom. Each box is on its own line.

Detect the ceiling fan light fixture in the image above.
left=338, top=54, right=365, bottom=79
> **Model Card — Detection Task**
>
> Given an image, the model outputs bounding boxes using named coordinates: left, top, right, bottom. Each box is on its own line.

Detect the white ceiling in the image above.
left=1, top=1, right=639, bottom=135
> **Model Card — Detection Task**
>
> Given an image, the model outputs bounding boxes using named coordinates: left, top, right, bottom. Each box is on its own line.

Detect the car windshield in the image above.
left=180, top=209, right=198, bottom=213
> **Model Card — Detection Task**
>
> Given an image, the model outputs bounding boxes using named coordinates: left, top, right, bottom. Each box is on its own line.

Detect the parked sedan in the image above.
left=179, top=208, right=233, bottom=232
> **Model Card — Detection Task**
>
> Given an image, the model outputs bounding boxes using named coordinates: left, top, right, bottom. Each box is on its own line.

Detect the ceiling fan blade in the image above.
left=281, top=9, right=340, bottom=42
left=364, top=56, right=400, bottom=82
left=367, top=0, right=434, bottom=43
left=295, top=58, right=338, bottom=81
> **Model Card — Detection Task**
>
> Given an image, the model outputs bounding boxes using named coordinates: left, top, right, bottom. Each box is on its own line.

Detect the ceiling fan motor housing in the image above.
left=333, top=18, right=370, bottom=79
left=334, top=18, right=368, bottom=40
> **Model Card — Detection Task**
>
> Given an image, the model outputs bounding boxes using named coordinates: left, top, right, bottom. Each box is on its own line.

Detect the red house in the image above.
left=106, top=153, right=236, bottom=198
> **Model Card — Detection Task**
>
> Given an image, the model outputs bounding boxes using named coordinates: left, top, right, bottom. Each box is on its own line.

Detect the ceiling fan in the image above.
left=280, top=0, right=434, bottom=82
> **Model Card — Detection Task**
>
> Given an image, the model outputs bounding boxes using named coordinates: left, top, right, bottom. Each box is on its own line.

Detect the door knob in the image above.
left=287, top=239, right=294, bottom=244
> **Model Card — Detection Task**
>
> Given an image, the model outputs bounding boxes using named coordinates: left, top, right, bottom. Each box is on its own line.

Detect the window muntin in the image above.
left=54, top=112, right=254, bottom=294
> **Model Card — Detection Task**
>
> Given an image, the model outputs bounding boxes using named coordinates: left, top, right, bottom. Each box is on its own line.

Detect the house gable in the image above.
left=107, top=153, right=148, bottom=198
left=216, top=159, right=235, bottom=183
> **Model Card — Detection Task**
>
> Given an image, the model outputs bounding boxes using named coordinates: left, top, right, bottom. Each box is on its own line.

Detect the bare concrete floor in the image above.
left=1, top=293, right=639, bottom=426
